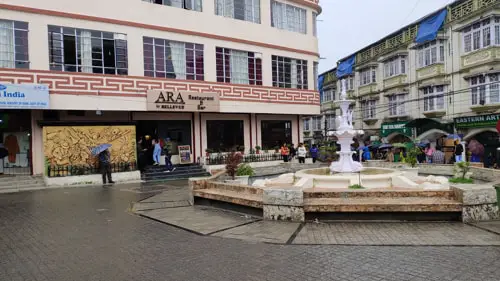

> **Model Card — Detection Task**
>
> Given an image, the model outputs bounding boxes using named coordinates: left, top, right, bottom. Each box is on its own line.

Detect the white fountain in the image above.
left=329, top=79, right=364, bottom=173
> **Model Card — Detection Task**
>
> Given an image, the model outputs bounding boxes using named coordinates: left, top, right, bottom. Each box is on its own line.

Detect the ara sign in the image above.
left=0, top=83, right=50, bottom=109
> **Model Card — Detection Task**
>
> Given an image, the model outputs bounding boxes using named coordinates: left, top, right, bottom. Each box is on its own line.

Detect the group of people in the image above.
left=137, top=136, right=175, bottom=172
left=279, top=143, right=319, bottom=164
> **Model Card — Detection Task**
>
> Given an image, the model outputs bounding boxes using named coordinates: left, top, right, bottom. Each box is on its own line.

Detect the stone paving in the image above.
left=1, top=182, right=500, bottom=280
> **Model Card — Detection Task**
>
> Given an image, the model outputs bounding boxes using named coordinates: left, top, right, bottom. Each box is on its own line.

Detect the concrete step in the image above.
left=143, top=172, right=212, bottom=182
left=143, top=168, right=206, bottom=177
left=0, top=179, right=45, bottom=188
left=303, top=189, right=455, bottom=200
left=0, top=184, right=47, bottom=193
left=193, top=188, right=263, bottom=209
left=303, top=197, right=462, bottom=213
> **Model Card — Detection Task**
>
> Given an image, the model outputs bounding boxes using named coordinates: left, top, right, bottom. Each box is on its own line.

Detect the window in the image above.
left=272, top=55, right=308, bottom=89
left=470, top=73, right=500, bottom=105
left=312, top=12, right=318, bottom=37
left=348, top=76, right=354, bottom=90
left=216, top=47, right=262, bottom=85
left=462, top=17, right=500, bottom=53
left=313, top=62, right=318, bottom=90
left=271, top=1, right=307, bottom=34
left=312, top=116, right=322, bottom=131
left=48, top=26, right=128, bottom=75
left=303, top=118, right=310, bottom=131
left=206, top=120, right=244, bottom=152
left=215, top=0, right=260, bottom=23
left=361, top=100, right=376, bottom=119
left=142, top=0, right=202, bottom=12
left=384, top=56, right=406, bottom=78
left=0, top=19, right=29, bottom=69
left=359, top=67, right=376, bottom=86
left=143, top=37, right=204, bottom=80
left=326, top=114, right=336, bottom=130
left=261, top=120, right=292, bottom=149
left=416, top=40, right=445, bottom=68
left=322, top=88, right=335, bottom=103
left=422, top=85, right=445, bottom=112
left=388, top=94, right=407, bottom=116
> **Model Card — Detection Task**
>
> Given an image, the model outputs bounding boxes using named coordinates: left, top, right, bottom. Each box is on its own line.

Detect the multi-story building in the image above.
left=318, top=0, right=500, bottom=157
left=0, top=0, right=321, bottom=176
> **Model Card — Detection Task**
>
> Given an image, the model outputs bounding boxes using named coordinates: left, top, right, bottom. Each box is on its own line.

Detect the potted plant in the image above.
left=234, top=164, right=255, bottom=185
left=450, top=161, right=474, bottom=183
left=255, top=146, right=261, bottom=154
left=274, top=145, right=280, bottom=153
left=249, top=148, right=256, bottom=155
left=403, top=146, right=420, bottom=178
left=225, top=151, right=243, bottom=183
left=205, top=148, right=212, bottom=157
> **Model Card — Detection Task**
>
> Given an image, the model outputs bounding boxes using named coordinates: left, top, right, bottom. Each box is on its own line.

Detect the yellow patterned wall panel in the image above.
left=43, top=126, right=136, bottom=166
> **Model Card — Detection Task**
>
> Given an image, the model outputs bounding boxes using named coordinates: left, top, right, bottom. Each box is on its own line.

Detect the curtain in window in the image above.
left=0, top=21, right=14, bottom=68
left=244, top=0, right=260, bottom=23
left=224, top=0, right=235, bottom=18
left=290, top=59, right=298, bottom=88
left=490, top=74, right=499, bottom=103
left=80, top=31, right=93, bottom=73
left=271, top=1, right=284, bottom=28
left=286, top=5, right=298, bottom=32
left=230, top=50, right=249, bottom=84
left=170, top=41, right=186, bottom=79
left=168, top=0, right=183, bottom=8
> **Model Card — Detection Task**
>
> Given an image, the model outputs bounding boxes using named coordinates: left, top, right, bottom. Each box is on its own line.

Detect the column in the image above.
left=30, top=110, right=44, bottom=175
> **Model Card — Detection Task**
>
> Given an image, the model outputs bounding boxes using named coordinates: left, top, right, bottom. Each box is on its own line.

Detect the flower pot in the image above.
left=256, top=150, right=260, bottom=154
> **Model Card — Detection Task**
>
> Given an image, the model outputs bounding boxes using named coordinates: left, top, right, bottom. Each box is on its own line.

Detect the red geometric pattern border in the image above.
left=0, top=69, right=320, bottom=105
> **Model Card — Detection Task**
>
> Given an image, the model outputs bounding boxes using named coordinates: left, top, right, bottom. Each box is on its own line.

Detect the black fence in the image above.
left=47, top=162, right=136, bottom=178
left=2, top=153, right=31, bottom=175
left=205, top=153, right=285, bottom=165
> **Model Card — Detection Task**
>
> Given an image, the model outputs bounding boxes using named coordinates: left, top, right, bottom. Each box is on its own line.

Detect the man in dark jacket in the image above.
left=99, top=149, right=114, bottom=185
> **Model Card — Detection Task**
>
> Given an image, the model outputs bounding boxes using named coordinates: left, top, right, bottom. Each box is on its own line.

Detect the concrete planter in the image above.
left=224, top=175, right=249, bottom=185
left=403, top=167, right=419, bottom=178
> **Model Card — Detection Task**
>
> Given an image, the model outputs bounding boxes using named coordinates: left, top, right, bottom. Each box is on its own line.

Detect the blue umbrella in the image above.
left=91, top=144, right=112, bottom=156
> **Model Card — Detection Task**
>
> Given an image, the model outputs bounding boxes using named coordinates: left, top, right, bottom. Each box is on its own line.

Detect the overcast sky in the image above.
left=317, top=0, right=455, bottom=73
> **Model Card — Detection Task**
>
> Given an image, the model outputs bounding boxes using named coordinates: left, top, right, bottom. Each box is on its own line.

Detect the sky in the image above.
left=317, top=0, right=456, bottom=73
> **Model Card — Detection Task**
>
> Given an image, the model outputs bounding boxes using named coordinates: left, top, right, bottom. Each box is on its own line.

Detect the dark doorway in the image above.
left=206, top=120, right=244, bottom=152
left=261, top=120, right=292, bottom=150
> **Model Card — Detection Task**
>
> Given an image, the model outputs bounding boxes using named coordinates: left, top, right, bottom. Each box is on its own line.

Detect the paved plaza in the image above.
left=1, top=182, right=500, bottom=281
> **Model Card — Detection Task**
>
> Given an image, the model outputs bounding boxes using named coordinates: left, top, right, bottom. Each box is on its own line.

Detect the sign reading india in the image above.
left=146, top=90, right=220, bottom=112
left=0, top=84, right=50, bottom=109
left=454, top=113, right=500, bottom=129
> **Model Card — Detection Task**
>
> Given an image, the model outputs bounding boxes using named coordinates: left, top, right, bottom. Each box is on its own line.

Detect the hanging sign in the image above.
left=454, top=113, right=500, bottom=129
left=178, top=145, right=192, bottom=164
left=0, top=84, right=49, bottom=109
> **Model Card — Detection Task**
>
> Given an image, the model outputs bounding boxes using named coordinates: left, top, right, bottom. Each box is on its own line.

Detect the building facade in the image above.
left=319, top=0, right=500, bottom=158
left=0, top=0, right=321, bottom=175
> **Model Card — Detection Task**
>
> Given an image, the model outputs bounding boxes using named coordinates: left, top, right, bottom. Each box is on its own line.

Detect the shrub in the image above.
left=348, top=184, right=364, bottom=189
left=236, top=164, right=255, bottom=177
left=449, top=177, right=474, bottom=184
left=453, top=161, right=472, bottom=179
left=406, top=146, right=421, bottom=168
left=255, top=146, right=261, bottom=151
left=225, top=152, right=243, bottom=179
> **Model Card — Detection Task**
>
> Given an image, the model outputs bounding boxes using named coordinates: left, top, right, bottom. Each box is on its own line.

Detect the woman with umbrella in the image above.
left=92, top=144, right=115, bottom=185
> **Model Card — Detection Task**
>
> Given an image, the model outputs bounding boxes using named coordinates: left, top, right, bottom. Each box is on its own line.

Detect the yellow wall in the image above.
left=43, top=125, right=136, bottom=166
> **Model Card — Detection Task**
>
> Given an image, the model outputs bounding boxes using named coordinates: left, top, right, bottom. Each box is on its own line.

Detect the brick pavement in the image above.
left=1, top=184, right=500, bottom=280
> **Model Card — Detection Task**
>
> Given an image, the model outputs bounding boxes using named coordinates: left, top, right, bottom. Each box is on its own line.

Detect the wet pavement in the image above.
left=1, top=183, right=500, bottom=281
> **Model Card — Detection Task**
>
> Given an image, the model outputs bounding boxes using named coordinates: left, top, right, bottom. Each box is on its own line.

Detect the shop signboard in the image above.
left=178, top=145, right=192, bottom=164
left=380, top=121, right=412, bottom=138
left=454, top=113, right=500, bottom=129
left=0, top=83, right=49, bottom=109
left=146, top=90, right=220, bottom=112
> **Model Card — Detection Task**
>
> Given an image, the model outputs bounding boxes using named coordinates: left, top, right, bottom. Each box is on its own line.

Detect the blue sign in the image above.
left=0, top=83, right=49, bottom=109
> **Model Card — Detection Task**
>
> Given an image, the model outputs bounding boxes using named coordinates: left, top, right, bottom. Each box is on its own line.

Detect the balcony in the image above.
left=423, top=109, right=447, bottom=118
left=470, top=103, right=500, bottom=113
left=383, top=74, right=408, bottom=90
left=461, top=47, right=500, bottom=70
left=358, top=83, right=379, bottom=97
left=416, top=63, right=445, bottom=81
left=448, top=0, right=498, bottom=23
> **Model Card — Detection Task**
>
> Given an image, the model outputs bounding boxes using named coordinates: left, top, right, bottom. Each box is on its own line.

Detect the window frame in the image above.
left=216, top=46, right=262, bottom=85
left=303, top=118, right=310, bottom=131
left=388, top=93, right=407, bottom=117
left=322, top=88, right=335, bottom=103
left=312, top=116, right=322, bottom=131
left=0, top=19, right=29, bottom=69
left=359, top=67, right=377, bottom=86
left=470, top=73, right=500, bottom=105
left=142, top=0, right=203, bottom=12
left=383, top=55, right=407, bottom=78
left=271, top=0, right=307, bottom=34
left=272, top=55, right=308, bottom=89
left=361, top=99, right=376, bottom=120
left=462, top=17, right=500, bottom=54
left=215, top=0, right=261, bottom=24
left=422, top=85, right=446, bottom=112
left=416, top=40, right=445, bottom=68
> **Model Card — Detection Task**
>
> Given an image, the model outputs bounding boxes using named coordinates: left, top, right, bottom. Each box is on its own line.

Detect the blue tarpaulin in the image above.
left=415, top=9, right=448, bottom=44
left=318, top=74, right=325, bottom=101
left=336, top=55, right=355, bottom=78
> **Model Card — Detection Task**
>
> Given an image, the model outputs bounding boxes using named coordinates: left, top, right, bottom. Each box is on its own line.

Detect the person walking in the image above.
left=454, top=140, right=464, bottom=163
left=99, top=149, right=114, bottom=185
left=310, top=144, right=319, bottom=163
left=424, top=144, right=434, bottom=163
left=163, top=139, right=176, bottom=173
left=431, top=146, right=445, bottom=164
left=152, top=139, right=162, bottom=166
left=297, top=143, right=307, bottom=164
left=280, top=143, right=290, bottom=163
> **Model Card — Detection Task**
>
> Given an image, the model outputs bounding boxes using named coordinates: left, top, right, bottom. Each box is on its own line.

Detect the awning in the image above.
left=415, top=9, right=448, bottom=44
left=405, top=118, right=450, bottom=128
left=336, top=55, right=355, bottom=78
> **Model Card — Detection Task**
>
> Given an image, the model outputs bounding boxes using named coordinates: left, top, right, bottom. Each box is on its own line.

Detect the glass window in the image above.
left=215, top=0, right=260, bottom=23
left=48, top=25, right=128, bottom=75
left=303, top=118, right=310, bottom=131
left=322, top=88, right=335, bottom=102
left=326, top=114, right=336, bottom=129
left=143, top=37, right=204, bottom=80
left=312, top=116, right=322, bottom=131
left=206, top=120, right=244, bottom=152
left=142, top=0, right=202, bottom=12
left=0, top=19, right=29, bottom=69
left=359, top=67, right=376, bottom=86
left=361, top=100, right=376, bottom=119
left=271, top=0, right=307, bottom=34
left=272, top=55, right=308, bottom=89
left=470, top=74, right=500, bottom=105
left=261, top=120, right=292, bottom=150
left=422, top=85, right=445, bottom=112
left=388, top=94, right=407, bottom=116
left=384, top=56, right=407, bottom=78
left=462, top=17, right=499, bottom=54
left=313, top=62, right=318, bottom=90
left=416, top=40, right=445, bottom=68
left=216, top=47, right=262, bottom=85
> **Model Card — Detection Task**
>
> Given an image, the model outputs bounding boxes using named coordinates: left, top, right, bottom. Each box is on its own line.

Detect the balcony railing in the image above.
left=205, top=153, right=285, bottom=165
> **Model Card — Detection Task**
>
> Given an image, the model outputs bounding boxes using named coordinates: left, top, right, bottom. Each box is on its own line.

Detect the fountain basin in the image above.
left=295, top=167, right=403, bottom=189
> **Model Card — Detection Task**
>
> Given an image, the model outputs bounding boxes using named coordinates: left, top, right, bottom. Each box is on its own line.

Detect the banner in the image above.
left=147, top=90, right=220, bottom=112
left=0, top=83, right=49, bottom=109
left=454, top=113, right=500, bottom=129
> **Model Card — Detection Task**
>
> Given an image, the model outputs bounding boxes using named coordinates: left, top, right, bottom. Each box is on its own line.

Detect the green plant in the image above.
left=249, top=148, right=256, bottom=154
left=348, top=184, right=365, bottom=189
left=225, top=152, right=243, bottom=180
left=303, top=131, right=310, bottom=137
left=454, top=161, right=472, bottom=179
left=255, top=146, right=261, bottom=151
left=318, top=145, right=338, bottom=162
left=449, top=177, right=474, bottom=184
left=405, top=146, right=421, bottom=168
left=274, top=146, right=280, bottom=152
left=236, top=164, right=255, bottom=177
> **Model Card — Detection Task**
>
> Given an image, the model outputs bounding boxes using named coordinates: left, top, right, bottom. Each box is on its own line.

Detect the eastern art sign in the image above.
left=146, top=90, right=220, bottom=112
left=380, top=122, right=412, bottom=138
left=0, top=84, right=50, bottom=109
left=454, top=113, right=500, bottom=129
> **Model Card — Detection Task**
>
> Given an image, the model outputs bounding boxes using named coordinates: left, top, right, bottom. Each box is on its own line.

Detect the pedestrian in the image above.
left=310, top=144, right=319, bottom=163
left=290, top=143, right=296, bottom=160
left=431, top=146, right=445, bottom=164
left=99, top=149, right=114, bottom=185
left=454, top=140, right=464, bottom=162
left=137, top=138, right=147, bottom=172
left=424, top=144, right=434, bottom=163
left=297, top=143, right=307, bottom=164
left=152, top=139, right=162, bottom=166
left=163, top=139, right=176, bottom=173
left=280, top=143, right=290, bottom=163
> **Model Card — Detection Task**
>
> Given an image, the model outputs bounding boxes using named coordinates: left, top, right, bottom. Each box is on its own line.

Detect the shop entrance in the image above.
left=474, top=131, right=499, bottom=161
left=0, top=110, right=32, bottom=175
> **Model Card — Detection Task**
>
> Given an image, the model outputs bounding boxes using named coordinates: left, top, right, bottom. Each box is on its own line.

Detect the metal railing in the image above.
left=205, top=153, right=286, bottom=165
left=2, top=153, right=31, bottom=175
left=47, top=162, right=136, bottom=177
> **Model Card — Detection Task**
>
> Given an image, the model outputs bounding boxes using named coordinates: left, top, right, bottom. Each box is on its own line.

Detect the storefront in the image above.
left=455, top=113, right=500, bottom=160
left=0, top=83, right=49, bottom=175
left=380, top=121, right=412, bottom=143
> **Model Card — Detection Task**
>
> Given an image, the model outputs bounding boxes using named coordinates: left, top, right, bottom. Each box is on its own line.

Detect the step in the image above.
left=303, top=189, right=455, bottom=200
left=204, top=182, right=263, bottom=195
left=193, top=188, right=263, bottom=209
left=0, top=179, right=45, bottom=188
left=303, top=197, right=462, bottom=213
left=144, top=165, right=203, bottom=171
left=143, top=168, right=206, bottom=177
left=0, top=184, right=47, bottom=193
left=143, top=172, right=212, bottom=181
